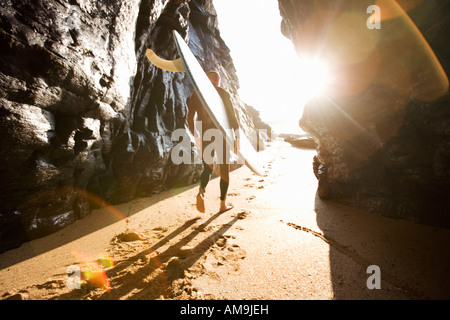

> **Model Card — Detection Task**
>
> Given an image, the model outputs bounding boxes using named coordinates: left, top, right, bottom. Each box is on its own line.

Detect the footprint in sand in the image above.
left=112, top=231, right=147, bottom=243
left=222, top=247, right=246, bottom=275
left=216, top=236, right=227, bottom=248
left=196, top=224, right=220, bottom=233
left=2, top=292, right=28, bottom=300
left=109, top=230, right=152, bottom=262
left=205, top=236, right=247, bottom=276
left=234, top=211, right=251, bottom=219
left=227, top=261, right=242, bottom=275
left=226, top=244, right=247, bottom=260
left=153, top=226, right=168, bottom=238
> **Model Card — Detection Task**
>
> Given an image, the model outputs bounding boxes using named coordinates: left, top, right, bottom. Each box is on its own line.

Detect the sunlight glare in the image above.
left=213, top=0, right=334, bottom=133
left=295, top=58, right=331, bottom=101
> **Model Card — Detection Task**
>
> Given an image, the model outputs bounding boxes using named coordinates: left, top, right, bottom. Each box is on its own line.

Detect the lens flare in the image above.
left=296, top=58, right=331, bottom=100
left=97, top=252, right=115, bottom=269
left=71, top=249, right=113, bottom=291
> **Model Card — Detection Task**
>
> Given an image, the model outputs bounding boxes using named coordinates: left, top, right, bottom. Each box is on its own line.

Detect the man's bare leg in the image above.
left=218, top=163, right=233, bottom=213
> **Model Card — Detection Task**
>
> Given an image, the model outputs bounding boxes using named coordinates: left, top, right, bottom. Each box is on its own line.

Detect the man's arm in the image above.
left=218, top=89, right=239, bottom=131
left=217, top=89, right=240, bottom=154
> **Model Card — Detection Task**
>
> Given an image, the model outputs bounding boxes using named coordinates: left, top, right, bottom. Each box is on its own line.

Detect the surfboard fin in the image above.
left=145, top=48, right=186, bottom=73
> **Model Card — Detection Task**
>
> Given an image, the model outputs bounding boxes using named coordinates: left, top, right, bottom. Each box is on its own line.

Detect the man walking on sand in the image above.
left=186, top=70, right=239, bottom=213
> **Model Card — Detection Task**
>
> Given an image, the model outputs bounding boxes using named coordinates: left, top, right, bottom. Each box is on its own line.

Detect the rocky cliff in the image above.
left=279, top=0, right=450, bottom=226
left=0, top=0, right=265, bottom=252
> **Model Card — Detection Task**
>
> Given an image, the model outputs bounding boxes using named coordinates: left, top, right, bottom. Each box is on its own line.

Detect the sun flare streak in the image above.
left=296, top=58, right=332, bottom=102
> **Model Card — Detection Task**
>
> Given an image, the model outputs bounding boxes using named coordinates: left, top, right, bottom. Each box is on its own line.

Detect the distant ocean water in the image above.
left=266, top=120, right=306, bottom=136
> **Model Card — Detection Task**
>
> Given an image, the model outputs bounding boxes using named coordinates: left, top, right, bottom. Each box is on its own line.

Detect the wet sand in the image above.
left=1, top=140, right=449, bottom=300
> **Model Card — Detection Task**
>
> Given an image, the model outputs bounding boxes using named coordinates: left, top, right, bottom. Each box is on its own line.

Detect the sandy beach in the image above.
left=1, top=140, right=449, bottom=300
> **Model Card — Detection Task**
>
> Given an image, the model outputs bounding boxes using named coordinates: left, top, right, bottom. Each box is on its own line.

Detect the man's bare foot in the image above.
left=196, top=193, right=205, bottom=213
left=219, top=201, right=233, bottom=213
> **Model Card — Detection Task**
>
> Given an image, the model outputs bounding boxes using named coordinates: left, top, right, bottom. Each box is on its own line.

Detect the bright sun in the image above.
left=295, top=59, right=331, bottom=101
left=213, top=0, right=333, bottom=132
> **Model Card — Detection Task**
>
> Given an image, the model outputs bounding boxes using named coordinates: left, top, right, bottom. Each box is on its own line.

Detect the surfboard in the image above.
left=146, top=31, right=264, bottom=176
left=146, top=48, right=185, bottom=73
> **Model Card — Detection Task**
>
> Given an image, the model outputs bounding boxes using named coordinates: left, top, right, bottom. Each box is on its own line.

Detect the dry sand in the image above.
left=1, top=140, right=449, bottom=300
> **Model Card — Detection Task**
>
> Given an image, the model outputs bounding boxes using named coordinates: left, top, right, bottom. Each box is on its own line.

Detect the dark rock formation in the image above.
left=284, top=136, right=316, bottom=150
left=245, top=104, right=273, bottom=144
left=279, top=0, right=450, bottom=226
left=0, top=0, right=267, bottom=252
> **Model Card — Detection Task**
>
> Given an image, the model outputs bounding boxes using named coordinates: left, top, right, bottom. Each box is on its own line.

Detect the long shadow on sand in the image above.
left=54, top=210, right=240, bottom=299
left=314, top=192, right=450, bottom=299
left=0, top=184, right=198, bottom=271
